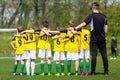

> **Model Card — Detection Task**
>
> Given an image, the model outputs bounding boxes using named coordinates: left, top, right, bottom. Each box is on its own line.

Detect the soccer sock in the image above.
left=31, top=61, right=35, bottom=74
left=13, top=64, right=18, bottom=73
left=67, top=60, right=71, bottom=73
left=48, top=64, right=52, bottom=73
left=112, top=54, right=114, bottom=58
left=40, top=63, right=44, bottom=73
left=26, top=61, right=30, bottom=74
left=75, top=70, right=78, bottom=73
left=20, top=64, right=24, bottom=73
left=85, top=62, right=90, bottom=72
left=61, top=64, right=64, bottom=73
left=79, top=61, right=84, bottom=72
left=56, top=64, right=60, bottom=73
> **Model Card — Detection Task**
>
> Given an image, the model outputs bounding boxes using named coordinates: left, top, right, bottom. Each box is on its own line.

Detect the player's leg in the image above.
left=38, top=49, right=45, bottom=76
left=12, top=60, right=19, bottom=76
left=46, top=50, right=52, bottom=76
left=79, top=49, right=84, bottom=76
left=111, top=46, right=114, bottom=60
left=60, top=52, right=66, bottom=76
left=66, top=52, right=72, bottom=76
left=11, top=54, right=20, bottom=75
left=54, top=52, right=60, bottom=76
left=72, top=53, right=79, bottom=76
left=19, top=53, right=25, bottom=76
left=84, top=50, right=90, bottom=76
left=20, top=59, right=25, bottom=76
left=30, top=50, right=36, bottom=76
left=25, top=51, right=31, bottom=76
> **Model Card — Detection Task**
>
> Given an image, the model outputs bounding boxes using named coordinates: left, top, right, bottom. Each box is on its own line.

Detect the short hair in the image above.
left=42, top=20, right=49, bottom=28
left=17, top=25, right=24, bottom=33
left=91, top=2, right=99, bottom=9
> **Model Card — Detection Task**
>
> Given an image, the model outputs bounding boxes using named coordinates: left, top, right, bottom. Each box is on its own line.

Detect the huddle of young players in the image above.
left=10, top=20, right=90, bottom=77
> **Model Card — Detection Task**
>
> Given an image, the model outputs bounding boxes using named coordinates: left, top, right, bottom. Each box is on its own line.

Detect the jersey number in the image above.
left=25, top=34, right=33, bottom=41
left=18, top=39, right=22, bottom=46
left=41, top=35, right=47, bottom=41
left=84, top=34, right=88, bottom=41
left=56, top=39, right=60, bottom=45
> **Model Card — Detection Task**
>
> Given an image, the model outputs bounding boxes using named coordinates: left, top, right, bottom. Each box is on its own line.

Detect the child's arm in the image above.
left=10, top=42, right=16, bottom=50
left=52, top=35, right=65, bottom=40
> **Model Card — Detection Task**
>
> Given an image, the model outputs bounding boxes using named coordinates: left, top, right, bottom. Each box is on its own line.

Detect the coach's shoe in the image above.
left=61, top=73, right=65, bottom=76
left=48, top=72, right=52, bottom=76
left=67, top=72, right=71, bottom=76
left=31, top=73, right=36, bottom=76
left=55, top=73, right=60, bottom=76
left=11, top=72, right=16, bottom=76
left=74, top=73, right=78, bottom=76
left=40, top=72, right=45, bottom=76
left=20, top=73, right=24, bottom=76
left=26, top=73, right=30, bottom=76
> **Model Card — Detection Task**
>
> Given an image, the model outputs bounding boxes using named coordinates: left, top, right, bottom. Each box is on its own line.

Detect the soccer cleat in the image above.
left=20, top=73, right=24, bottom=76
left=61, top=73, right=65, bottom=76
left=114, top=57, right=117, bottom=60
left=84, top=72, right=89, bottom=76
left=11, top=72, right=16, bottom=76
left=80, top=72, right=84, bottom=76
left=74, top=73, right=78, bottom=76
left=55, top=73, right=60, bottom=76
left=67, top=72, right=71, bottom=76
left=31, top=73, right=36, bottom=76
left=110, top=57, right=113, bottom=60
left=48, top=72, right=52, bottom=76
left=26, top=73, right=30, bottom=76
left=104, top=72, right=108, bottom=76
left=39, top=72, right=45, bottom=76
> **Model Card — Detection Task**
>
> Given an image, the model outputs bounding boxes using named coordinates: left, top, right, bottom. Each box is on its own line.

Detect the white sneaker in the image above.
left=110, top=57, right=113, bottom=60
left=114, top=57, right=117, bottom=60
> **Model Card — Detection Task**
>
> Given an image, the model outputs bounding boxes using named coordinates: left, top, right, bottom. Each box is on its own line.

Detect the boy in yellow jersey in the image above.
left=37, top=20, right=52, bottom=76
left=10, top=26, right=25, bottom=76
left=24, top=22, right=36, bottom=76
left=78, top=28, right=90, bottom=76
left=64, top=20, right=80, bottom=76
left=52, top=27, right=66, bottom=76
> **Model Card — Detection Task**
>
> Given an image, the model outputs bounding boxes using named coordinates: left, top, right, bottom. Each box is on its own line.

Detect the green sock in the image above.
left=112, top=54, right=114, bottom=58
left=85, top=62, right=90, bottom=72
left=13, top=64, right=18, bottom=73
left=20, top=64, right=24, bottom=73
left=67, top=60, right=71, bottom=73
left=79, top=62, right=84, bottom=72
left=61, top=65, right=64, bottom=73
left=56, top=64, right=60, bottom=73
left=75, top=70, right=78, bottom=73
left=40, top=63, right=44, bottom=73
left=48, top=64, right=52, bottom=73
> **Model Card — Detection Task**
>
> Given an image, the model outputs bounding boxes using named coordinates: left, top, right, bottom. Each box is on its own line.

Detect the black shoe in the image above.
left=104, top=72, right=108, bottom=76
left=91, top=72, right=95, bottom=76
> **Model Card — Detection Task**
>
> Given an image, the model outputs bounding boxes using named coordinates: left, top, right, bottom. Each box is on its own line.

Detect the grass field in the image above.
left=0, top=33, right=120, bottom=80
left=0, top=56, right=120, bottom=80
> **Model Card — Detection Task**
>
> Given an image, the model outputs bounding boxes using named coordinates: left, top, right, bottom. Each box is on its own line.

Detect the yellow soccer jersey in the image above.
left=53, top=33, right=66, bottom=52
left=37, top=29, right=51, bottom=50
left=11, top=35, right=25, bottom=54
left=23, top=29, right=36, bottom=50
left=65, top=30, right=80, bottom=53
left=80, top=28, right=90, bottom=50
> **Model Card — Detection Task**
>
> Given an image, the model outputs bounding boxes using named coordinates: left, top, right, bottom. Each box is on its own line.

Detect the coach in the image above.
left=74, top=2, right=108, bottom=75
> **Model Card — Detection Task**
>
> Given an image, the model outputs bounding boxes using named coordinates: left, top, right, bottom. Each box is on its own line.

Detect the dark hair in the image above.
left=91, top=2, right=99, bottom=9
left=42, top=20, right=49, bottom=28
left=112, top=34, right=115, bottom=36
left=17, top=25, right=24, bottom=33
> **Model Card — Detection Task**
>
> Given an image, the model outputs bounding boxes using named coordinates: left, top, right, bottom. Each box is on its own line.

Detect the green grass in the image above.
left=0, top=56, right=120, bottom=80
